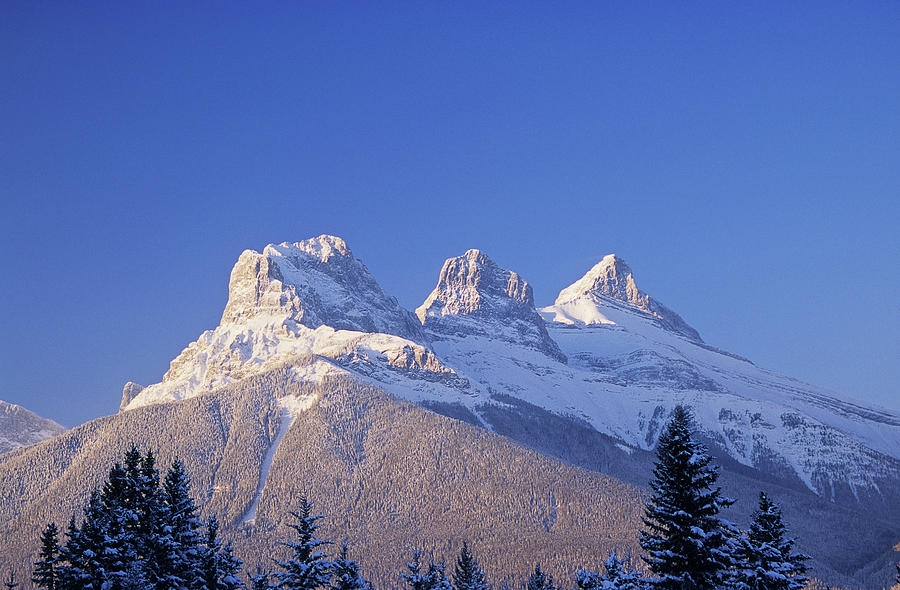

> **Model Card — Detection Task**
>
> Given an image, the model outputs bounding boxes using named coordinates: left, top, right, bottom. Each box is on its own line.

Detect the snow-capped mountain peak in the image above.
left=416, top=249, right=566, bottom=362
left=550, top=254, right=702, bottom=342
left=221, top=234, right=424, bottom=341
left=0, top=400, right=65, bottom=454
left=123, top=235, right=452, bottom=410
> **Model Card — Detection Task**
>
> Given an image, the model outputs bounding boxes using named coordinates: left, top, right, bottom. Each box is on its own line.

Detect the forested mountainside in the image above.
left=2, top=366, right=898, bottom=588
left=0, top=368, right=645, bottom=588
left=0, top=400, right=65, bottom=454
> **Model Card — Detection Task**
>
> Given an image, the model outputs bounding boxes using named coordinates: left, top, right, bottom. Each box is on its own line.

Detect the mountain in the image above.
left=0, top=400, right=65, bottom=454
left=3, top=234, right=898, bottom=588
left=548, top=253, right=701, bottom=342
left=0, top=370, right=650, bottom=588
left=415, top=249, right=566, bottom=362
left=124, top=235, right=456, bottom=410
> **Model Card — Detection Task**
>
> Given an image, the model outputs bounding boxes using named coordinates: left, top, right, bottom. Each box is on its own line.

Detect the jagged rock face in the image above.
left=222, top=235, right=425, bottom=341
left=553, top=254, right=702, bottom=342
left=124, top=235, right=451, bottom=410
left=0, top=401, right=65, bottom=454
left=120, top=382, right=144, bottom=410
left=416, top=250, right=567, bottom=362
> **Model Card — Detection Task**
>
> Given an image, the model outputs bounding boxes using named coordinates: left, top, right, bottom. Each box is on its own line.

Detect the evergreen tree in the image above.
left=575, top=553, right=643, bottom=590
left=272, top=497, right=332, bottom=590
left=161, top=459, right=204, bottom=588
left=55, top=516, right=85, bottom=589
left=401, top=552, right=452, bottom=590
left=526, top=565, right=550, bottom=590
left=33, top=522, right=61, bottom=590
left=601, top=553, right=643, bottom=590
left=640, top=405, right=736, bottom=590
left=574, top=569, right=601, bottom=590
left=4, top=569, right=18, bottom=590
left=250, top=567, right=273, bottom=590
left=43, top=448, right=214, bottom=590
left=330, top=542, right=369, bottom=590
left=735, top=492, right=809, bottom=590
left=452, top=542, right=487, bottom=590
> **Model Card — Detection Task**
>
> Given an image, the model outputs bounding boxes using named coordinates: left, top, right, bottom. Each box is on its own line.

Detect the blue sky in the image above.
left=2, top=2, right=898, bottom=426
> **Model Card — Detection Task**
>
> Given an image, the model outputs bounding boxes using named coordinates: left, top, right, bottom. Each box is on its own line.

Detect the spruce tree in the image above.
left=273, top=497, right=332, bottom=590
left=330, top=542, right=369, bottom=590
left=33, top=522, right=61, bottom=590
left=575, top=553, right=642, bottom=590
left=161, top=459, right=204, bottom=588
left=249, top=567, right=272, bottom=590
left=401, top=552, right=452, bottom=590
left=4, top=569, right=18, bottom=590
left=640, top=404, right=736, bottom=589
left=452, top=542, right=487, bottom=590
left=735, top=492, right=809, bottom=590
left=526, top=565, right=549, bottom=590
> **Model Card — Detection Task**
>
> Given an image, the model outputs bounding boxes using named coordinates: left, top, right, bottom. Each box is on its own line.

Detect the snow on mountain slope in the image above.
left=123, top=235, right=900, bottom=507
left=416, top=249, right=566, bottom=362
left=0, top=400, right=66, bottom=454
left=124, top=235, right=459, bottom=410
left=552, top=254, right=702, bottom=342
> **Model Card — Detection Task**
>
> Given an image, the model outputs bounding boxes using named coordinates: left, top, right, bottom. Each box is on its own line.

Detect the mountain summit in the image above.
left=549, top=254, right=702, bottom=342
left=123, top=235, right=448, bottom=410
left=0, top=400, right=65, bottom=454
left=416, top=249, right=566, bottom=362
left=223, top=235, right=424, bottom=341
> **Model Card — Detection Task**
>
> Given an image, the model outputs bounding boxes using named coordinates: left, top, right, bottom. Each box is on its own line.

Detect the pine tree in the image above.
left=640, top=404, right=736, bottom=590
left=161, top=458, right=204, bottom=588
left=55, top=516, right=86, bottom=589
left=452, top=542, right=487, bottom=590
left=575, top=553, right=643, bottom=590
left=4, top=569, right=18, bottom=590
left=735, top=492, right=809, bottom=590
left=249, top=566, right=272, bottom=590
left=574, top=569, right=601, bottom=590
left=273, top=497, right=332, bottom=590
left=330, top=542, right=369, bottom=590
left=601, top=553, right=643, bottom=590
left=526, top=565, right=549, bottom=590
left=33, top=522, right=61, bottom=590
left=401, top=552, right=452, bottom=590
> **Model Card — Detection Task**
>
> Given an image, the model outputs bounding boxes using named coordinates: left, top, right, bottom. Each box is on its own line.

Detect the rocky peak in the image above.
left=0, top=401, right=66, bottom=454
left=416, top=250, right=566, bottom=362
left=220, top=235, right=425, bottom=342
left=555, top=255, right=702, bottom=342
left=120, top=382, right=144, bottom=410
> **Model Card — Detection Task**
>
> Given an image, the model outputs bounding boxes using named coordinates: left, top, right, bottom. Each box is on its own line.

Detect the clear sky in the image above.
left=2, top=2, right=898, bottom=427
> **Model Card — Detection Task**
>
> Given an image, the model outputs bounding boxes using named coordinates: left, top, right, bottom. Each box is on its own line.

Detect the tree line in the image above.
left=21, top=405, right=833, bottom=589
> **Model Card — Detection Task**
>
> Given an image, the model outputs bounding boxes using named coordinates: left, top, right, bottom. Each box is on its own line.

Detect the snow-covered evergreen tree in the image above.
left=330, top=542, right=369, bottom=590
left=199, top=516, right=243, bottom=590
left=734, top=492, right=809, bottom=590
left=250, top=567, right=273, bottom=590
left=640, top=404, right=736, bottom=590
left=526, top=564, right=551, bottom=590
left=574, top=569, right=601, bottom=590
left=401, top=552, right=452, bottom=590
left=452, top=542, right=487, bottom=590
left=273, top=497, right=332, bottom=590
left=575, top=553, right=643, bottom=590
left=32, top=521, right=60, bottom=589
left=161, top=458, right=204, bottom=588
